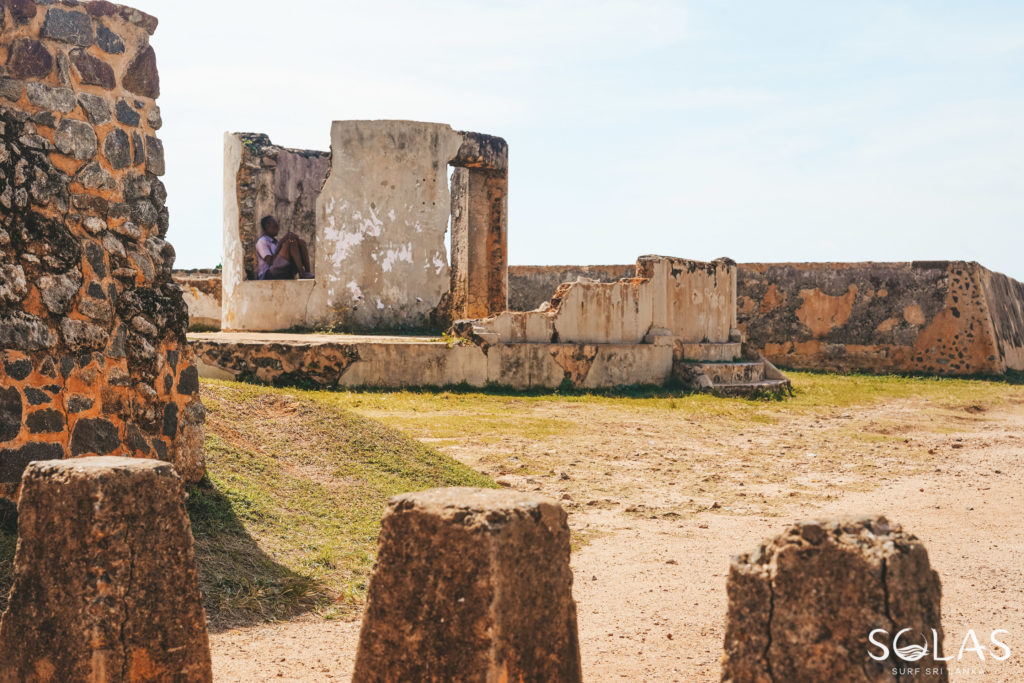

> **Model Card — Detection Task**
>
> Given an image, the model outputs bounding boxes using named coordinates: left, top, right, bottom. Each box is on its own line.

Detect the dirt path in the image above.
left=210, top=395, right=1024, bottom=682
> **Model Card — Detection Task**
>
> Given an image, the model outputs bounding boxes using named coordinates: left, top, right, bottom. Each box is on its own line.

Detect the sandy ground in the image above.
left=210, top=395, right=1024, bottom=682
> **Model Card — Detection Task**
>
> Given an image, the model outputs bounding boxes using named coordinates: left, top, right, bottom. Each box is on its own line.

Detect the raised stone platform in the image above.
left=191, top=332, right=674, bottom=390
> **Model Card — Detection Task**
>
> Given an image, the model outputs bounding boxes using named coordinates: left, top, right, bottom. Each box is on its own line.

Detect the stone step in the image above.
left=710, top=378, right=792, bottom=398
left=676, top=342, right=742, bottom=362
left=689, top=361, right=765, bottom=385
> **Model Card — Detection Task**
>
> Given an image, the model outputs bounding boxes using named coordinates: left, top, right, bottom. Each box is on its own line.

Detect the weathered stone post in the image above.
left=353, top=487, right=582, bottom=682
left=0, top=457, right=212, bottom=682
left=722, top=516, right=945, bottom=683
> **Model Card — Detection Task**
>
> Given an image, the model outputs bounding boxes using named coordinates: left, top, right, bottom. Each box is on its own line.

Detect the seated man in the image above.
left=255, top=216, right=313, bottom=280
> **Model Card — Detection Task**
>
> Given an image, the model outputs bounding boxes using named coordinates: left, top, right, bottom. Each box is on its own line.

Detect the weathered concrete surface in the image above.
left=508, top=264, right=636, bottom=312
left=460, top=255, right=737, bottom=346
left=738, top=261, right=1024, bottom=375
left=0, top=0, right=204, bottom=501
left=222, top=121, right=509, bottom=333
left=0, top=457, right=212, bottom=682
left=722, top=517, right=945, bottom=683
left=353, top=487, right=581, bottom=683
left=190, top=332, right=674, bottom=390
left=314, top=120, right=462, bottom=331
left=172, top=268, right=221, bottom=329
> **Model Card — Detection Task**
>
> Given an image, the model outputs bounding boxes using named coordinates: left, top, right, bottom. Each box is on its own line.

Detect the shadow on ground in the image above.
left=186, top=479, right=326, bottom=632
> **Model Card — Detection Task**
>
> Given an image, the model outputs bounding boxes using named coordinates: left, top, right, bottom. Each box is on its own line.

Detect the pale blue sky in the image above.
left=130, top=1, right=1024, bottom=279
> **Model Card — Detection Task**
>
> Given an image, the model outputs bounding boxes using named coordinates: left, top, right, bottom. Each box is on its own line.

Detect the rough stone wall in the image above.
left=0, top=0, right=204, bottom=500
left=508, top=264, right=635, bottom=312
left=231, top=133, right=328, bottom=280
left=172, top=268, right=221, bottom=330
left=737, top=261, right=1023, bottom=375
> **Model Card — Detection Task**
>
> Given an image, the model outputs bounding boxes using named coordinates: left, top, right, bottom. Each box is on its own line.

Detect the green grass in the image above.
left=191, top=380, right=494, bottom=627
left=0, top=380, right=494, bottom=628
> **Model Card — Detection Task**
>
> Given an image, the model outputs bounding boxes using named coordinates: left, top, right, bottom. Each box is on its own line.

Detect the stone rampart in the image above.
left=0, top=0, right=204, bottom=500
left=737, top=261, right=1024, bottom=375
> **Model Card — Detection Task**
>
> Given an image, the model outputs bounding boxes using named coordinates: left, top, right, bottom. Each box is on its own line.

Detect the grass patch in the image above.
left=191, top=379, right=494, bottom=628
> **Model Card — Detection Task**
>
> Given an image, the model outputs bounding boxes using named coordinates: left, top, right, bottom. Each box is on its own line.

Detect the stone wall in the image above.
left=460, top=256, right=737, bottom=346
left=173, top=268, right=220, bottom=330
left=231, top=133, right=328, bottom=281
left=508, top=264, right=635, bottom=312
left=0, top=0, right=204, bottom=499
left=737, top=261, right=1024, bottom=375
left=222, top=121, right=508, bottom=333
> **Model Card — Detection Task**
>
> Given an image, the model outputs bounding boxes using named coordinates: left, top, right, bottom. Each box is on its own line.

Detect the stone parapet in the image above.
left=737, top=261, right=1024, bottom=376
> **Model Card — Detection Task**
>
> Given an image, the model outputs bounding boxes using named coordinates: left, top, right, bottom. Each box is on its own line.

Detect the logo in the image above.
left=868, top=628, right=1011, bottom=664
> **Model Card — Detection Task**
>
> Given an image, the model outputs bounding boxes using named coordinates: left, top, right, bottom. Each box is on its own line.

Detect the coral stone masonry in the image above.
left=0, top=0, right=204, bottom=499
left=0, top=457, right=213, bottom=682
left=354, top=487, right=582, bottom=682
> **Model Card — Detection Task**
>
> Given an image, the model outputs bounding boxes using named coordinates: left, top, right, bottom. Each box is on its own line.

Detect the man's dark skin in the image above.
left=260, top=216, right=312, bottom=279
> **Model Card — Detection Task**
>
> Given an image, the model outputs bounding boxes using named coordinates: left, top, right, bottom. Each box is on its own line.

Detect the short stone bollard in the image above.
left=353, top=487, right=582, bottom=682
left=0, top=457, right=212, bottom=682
left=722, top=516, right=945, bottom=683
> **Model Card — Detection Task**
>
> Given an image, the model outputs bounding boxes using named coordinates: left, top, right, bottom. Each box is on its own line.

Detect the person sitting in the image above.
left=255, top=216, right=313, bottom=280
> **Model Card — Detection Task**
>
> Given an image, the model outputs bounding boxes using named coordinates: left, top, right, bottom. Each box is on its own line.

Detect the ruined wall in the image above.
left=223, top=120, right=509, bottom=333
left=737, top=261, right=1024, bottom=375
left=507, top=264, right=635, bottom=312
left=0, top=0, right=204, bottom=498
left=172, top=268, right=221, bottom=330
left=232, top=133, right=328, bottom=280
left=461, top=256, right=736, bottom=346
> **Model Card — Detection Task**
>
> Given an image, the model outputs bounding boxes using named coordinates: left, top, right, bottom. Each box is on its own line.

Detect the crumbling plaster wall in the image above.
left=460, top=256, right=736, bottom=346
left=222, top=120, right=509, bottom=333
left=737, top=261, right=1024, bottom=375
left=508, top=265, right=635, bottom=312
left=0, top=0, right=204, bottom=500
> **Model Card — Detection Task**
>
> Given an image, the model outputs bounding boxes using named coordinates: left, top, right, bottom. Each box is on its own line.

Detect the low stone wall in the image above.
left=0, top=0, right=204, bottom=500
left=172, top=268, right=221, bottom=330
left=508, top=264, right=634, bottom=311
left=191, top=332, right=673, bottom=390
left=737, top=261, right=1024, bottom=375
left=464, top=256, right=737, bottom=346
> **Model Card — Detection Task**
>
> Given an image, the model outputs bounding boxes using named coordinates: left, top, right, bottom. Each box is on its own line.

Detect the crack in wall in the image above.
left=764, top=566, right=776, bottom=683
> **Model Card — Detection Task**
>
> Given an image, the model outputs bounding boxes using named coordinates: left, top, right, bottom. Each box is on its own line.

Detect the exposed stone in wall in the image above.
left=508, top=264, right=636, bottom=311
left=353, top=487, right=582, bottom=682
left=172, top=268, right=221, bottom=330
left=0, top=457, right=212, bottom=681
left=222, top=121, right=508, bottom=333
left=0, top=1, right=203, bottom=499
left=722, top=517, right=945, bottom=682
left=737, top=261, right=1023, bottom=375
left=231, top=133, right=329, bottom=280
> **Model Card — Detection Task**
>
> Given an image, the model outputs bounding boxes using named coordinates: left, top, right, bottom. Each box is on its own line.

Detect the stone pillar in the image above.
left=722, top=517, right=945, bottom=683
left=0, top=457, right=213, bottom=682
left=353, top=487, right=582, bottom=682
left=449, top=132, right=508, bottom=322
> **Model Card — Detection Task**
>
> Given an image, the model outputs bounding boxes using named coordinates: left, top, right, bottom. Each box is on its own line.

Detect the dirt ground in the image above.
left=209, top=390, right=1024, bottom=682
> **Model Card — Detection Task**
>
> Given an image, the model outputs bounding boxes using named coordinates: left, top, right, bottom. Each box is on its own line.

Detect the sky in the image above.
left=129, top=1, right=1024, bottom=279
